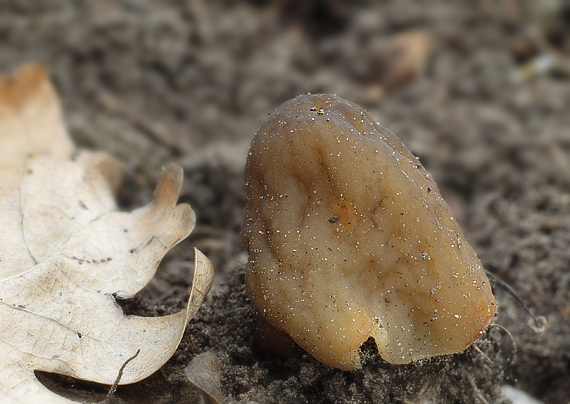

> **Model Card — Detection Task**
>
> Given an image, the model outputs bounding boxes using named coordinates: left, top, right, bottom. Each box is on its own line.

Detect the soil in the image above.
left=1, top=1, right=569, bottom=403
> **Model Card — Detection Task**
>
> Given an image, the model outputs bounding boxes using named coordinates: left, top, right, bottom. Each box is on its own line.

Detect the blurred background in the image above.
left=1, top=1, right=569, bottom=403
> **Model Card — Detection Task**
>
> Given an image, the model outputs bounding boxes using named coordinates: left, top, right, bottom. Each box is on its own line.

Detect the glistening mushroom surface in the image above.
left=242, top=94, right=497, bottom=371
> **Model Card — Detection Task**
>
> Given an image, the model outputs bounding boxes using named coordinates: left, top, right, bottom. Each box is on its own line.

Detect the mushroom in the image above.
left=242, top=94, right=497, bottom=370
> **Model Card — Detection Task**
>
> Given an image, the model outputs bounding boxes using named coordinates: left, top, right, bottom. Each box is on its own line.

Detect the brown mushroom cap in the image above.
left=242, top=94, right=497, bottom=370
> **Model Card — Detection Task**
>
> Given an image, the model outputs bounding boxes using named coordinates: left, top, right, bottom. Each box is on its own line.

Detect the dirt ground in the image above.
left=1, top=1, right=569, bottom=403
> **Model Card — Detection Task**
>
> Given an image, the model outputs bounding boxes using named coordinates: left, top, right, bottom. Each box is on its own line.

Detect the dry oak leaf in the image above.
left=0, top=65, right=214, bottom=404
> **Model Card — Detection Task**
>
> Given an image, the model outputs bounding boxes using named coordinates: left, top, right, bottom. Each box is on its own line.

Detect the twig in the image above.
left=472, top=345, right=493, bottom=365
left=485, top=270, right=543, bottom=330
left=464, top=370, right=489, bottom=404
left=103, top=349, right=141, bottom=404
left=488, top=323, right=517, bottom=374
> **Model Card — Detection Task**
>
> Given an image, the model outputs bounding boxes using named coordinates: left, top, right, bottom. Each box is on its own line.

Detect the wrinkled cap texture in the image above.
left=242, top=94, right=497, bottom=370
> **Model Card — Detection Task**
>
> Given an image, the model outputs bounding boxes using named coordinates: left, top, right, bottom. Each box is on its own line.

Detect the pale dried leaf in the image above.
left=0, top=65, right=214, bottom=404
left=184, top=352, right=226, bottom=404
left=362, top=29, right=434, bottom=101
